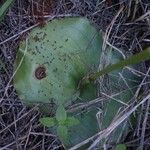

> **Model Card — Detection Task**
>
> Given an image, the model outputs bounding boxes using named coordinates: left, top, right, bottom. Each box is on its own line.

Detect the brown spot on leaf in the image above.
left=35, top=66, right=46, bottom=80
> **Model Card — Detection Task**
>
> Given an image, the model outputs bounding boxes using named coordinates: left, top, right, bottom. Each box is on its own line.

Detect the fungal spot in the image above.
left=65, top=39, right=68, bottom=42
left=32, top=51, right=36, bottom=55
left=43, top=33, right=47, bottom=39
left=53, top=68, right=58, bottom=72
left=33, top=35, right=40, bottom=42
left=35, top=66, right=46, bottom=80
left=44, top=62, right=50, bottom=65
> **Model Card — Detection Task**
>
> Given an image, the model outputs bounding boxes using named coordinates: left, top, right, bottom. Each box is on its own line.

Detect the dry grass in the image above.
left=0, top=0, right=150, bottom=149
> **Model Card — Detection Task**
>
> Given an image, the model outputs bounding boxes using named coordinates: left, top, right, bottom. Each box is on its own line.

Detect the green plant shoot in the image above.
left=88, top=48, right=150, bottom=81
left=78, top=48, right=150, bottom=87
left=40, top=105, right=80, bottom=143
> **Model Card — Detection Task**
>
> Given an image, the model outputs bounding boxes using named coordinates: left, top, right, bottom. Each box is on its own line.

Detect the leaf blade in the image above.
left=57, top=125, right=69, bottom=144
left=39, top=117, right=55, bottom=127
left=65, top=117, right=80, bottom=126
left=0, top=0, right=13, bottom=22
left=56, top=105, right=67, bottom=122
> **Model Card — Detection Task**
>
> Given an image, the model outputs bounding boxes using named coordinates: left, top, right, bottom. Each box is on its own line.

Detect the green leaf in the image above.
left=13, top=17, right=101, bottom=105
left=65, top=117, right=80, bottom=126
left=56, top=105, right=67, bottom=122
left=115, top=144, right=126, bottom=150
left=57, top=125, right=69, bottom=144
left=0, top=0, right=13, bottom=22
left=39, top=117, right=55, bottom=127
left=13, top=17, right=102, bottom=148
left=89, top=47, right=150, bottom=81
left=67, top=109, right=99, bottom=148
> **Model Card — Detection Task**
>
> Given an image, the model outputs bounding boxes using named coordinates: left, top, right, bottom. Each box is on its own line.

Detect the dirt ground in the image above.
left=0, top=0, right=150, bottom=149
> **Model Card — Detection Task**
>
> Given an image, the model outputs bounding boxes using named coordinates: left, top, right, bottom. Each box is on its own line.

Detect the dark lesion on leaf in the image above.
left=35, top=66, right=47, bottom=80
